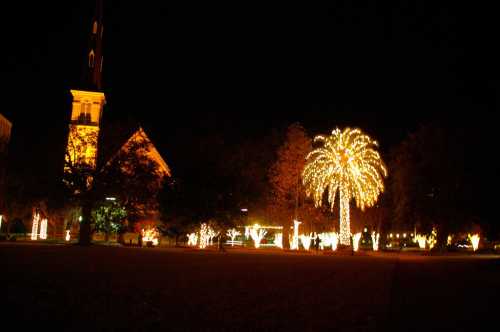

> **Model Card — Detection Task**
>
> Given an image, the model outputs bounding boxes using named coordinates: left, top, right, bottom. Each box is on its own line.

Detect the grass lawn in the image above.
left=2, top=243, right=499, bottom=331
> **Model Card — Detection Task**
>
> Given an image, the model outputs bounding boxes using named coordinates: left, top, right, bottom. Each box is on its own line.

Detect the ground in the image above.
left=2, top=243, right=499, bottom=331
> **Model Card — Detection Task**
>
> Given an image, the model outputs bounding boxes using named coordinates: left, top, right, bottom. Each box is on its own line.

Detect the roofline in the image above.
left=0, top=113, right=12, bottom=128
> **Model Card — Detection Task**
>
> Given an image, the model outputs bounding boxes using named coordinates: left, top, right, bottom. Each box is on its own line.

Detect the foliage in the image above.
left=302, top=127, right=387, bottom=245
left=389, top=123, right=476, bottom=246
left=97, top=131, right=165, bottom=226
left=92, top=200, right=127, bottom=234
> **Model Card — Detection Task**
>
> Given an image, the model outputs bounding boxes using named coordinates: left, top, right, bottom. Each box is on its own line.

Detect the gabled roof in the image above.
left=106, top=127, right=171, bottom=177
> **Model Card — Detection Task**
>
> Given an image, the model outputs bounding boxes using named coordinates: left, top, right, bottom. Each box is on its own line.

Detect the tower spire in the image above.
left=84, top=0, right=104, bottom=91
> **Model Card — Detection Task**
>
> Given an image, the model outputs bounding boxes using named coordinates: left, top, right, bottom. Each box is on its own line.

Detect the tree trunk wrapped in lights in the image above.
left=303, top=128, right=387, bottom=246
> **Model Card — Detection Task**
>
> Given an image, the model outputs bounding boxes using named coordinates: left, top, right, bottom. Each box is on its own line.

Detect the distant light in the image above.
left=106, top=197, right=116, bottom=201
left=363, top=227, right=368, bottom=233
left=241, top=208, right=248, bottom=212
left=79, top=216, right=83, bottom=222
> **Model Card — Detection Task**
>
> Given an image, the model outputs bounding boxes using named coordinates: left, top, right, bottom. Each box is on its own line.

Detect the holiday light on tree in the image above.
left=199, top=223, right=209, bottom=249
left=187, top=233, right=198, bottom=246
left=249, top=224, right=267, bottom=248
left=274, top=233, right=283, bottom=248
left=290, top=220, right=301, bottom=250
left=468, top=234, right=480, bottom=251
left=303, top=128, right=387, bottom=245
left=39, top=218, right=48, bottom=240
left=352, top=233, right=362, bottom=252
left=300, top=233, right=313, bottom=250
left=371, top=232, right=380, bottom=251
left=142, top=228, right=159, bottom=246
left=31, top=211, right=40, bottom=240
left=226, top=228, right=241, bottom=246
left=416, top=234, right=427, bottom=249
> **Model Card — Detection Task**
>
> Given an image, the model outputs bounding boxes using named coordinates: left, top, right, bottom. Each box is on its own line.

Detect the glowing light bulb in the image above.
left=65, top=230, right=71, bottom=242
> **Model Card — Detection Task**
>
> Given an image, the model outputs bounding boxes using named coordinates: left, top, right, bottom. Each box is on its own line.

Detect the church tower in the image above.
left=65, top=0, right=105, bottom=174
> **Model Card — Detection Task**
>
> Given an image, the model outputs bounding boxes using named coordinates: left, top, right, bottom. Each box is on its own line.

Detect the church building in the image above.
left=58, top=0, right=171, bottom=241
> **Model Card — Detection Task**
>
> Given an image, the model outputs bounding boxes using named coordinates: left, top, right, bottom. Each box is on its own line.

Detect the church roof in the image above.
left=105, top=127, right=171, bottom=177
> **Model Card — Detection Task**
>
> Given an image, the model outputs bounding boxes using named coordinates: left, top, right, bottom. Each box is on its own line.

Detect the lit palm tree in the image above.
left=302, top=128, right=387, bottom=245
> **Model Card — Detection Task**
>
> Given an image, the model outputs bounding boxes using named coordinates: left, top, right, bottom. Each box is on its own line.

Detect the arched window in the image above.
left=89, top=50, right=95, bottom=68
left=79, top=102, right=92, bottom=124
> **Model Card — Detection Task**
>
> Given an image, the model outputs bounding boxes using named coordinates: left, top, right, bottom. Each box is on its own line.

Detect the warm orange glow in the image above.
left=65, top=90, right=105, bottom=175
left=31, top=211, right=40, bottom=240
left=468, top=234, right=480, bottom=251
left=142, top=228, right=159, bottom=246
left=66, top=125, right=99, bottom=170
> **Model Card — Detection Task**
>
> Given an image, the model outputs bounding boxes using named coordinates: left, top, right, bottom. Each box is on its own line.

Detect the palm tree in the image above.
left=302, top=128, right=387, bottom=245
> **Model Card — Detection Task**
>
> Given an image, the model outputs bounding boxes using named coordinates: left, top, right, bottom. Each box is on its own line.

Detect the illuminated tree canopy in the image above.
left=302, top=127, right=387, bottom=245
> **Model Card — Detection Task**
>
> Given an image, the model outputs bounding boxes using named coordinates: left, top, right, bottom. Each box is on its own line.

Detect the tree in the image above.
left=92, top=200, right=127, bottom=242
left=389, top=123, right=472, bottom=249
left=303, top=127, right=388, bottom=246
left=97, top=133, right=165, bottom=226
left=268, top=123, right=312, bottom=249
left=63, top=125, right=167, bottom=245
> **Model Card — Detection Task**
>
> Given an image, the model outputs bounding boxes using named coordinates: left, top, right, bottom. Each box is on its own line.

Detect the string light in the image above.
left=416, top=234, right=427, bottom=249
left=226, top=228, right=241, bottom=246
left=207, top=227, right=218, bottom=246
left=290, top=220, right=301, bottom=250
left=352, top=233, right=362, bottom=252
left=187, top=233, right=198, bottom=246
left=427, top=228, right=437, bottom=250
left=31, top=211, right=40, bottom=240
left=274, top=233, right=283, bottom=248
left=199, top=223, right=209, bottom=249
left=371, top=232, right=380, bottom=251
left=141, top=228, right=159, bottom=246
left=300, top=233, right=313, bottom=250
left=39, top=218, right=48, bottom=240
left=249, top=224, right=267, bottom=248
left=303, top=128, right=387, bottom=246
left=468, top=234, right=480, bottom=251
left=65, top=230, right=71, bottom=242
left=318, top=232, right=339, bottom=251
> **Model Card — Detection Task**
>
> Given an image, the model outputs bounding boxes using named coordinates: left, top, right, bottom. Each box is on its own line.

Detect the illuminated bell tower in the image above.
left=65, top=0, right=105, bottom=173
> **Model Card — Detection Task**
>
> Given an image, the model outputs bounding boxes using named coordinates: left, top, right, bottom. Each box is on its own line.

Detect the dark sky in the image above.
left=2, top=1, right=498, bottom=182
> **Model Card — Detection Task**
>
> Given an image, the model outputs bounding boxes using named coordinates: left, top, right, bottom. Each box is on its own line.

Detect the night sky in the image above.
left=2, top=1, right=498, bottom=184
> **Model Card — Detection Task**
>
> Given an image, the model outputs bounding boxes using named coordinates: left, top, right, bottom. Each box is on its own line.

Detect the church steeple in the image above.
left=85, top=0, right=104, bottom=91
left=65, top=0, right=106, bottom=178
